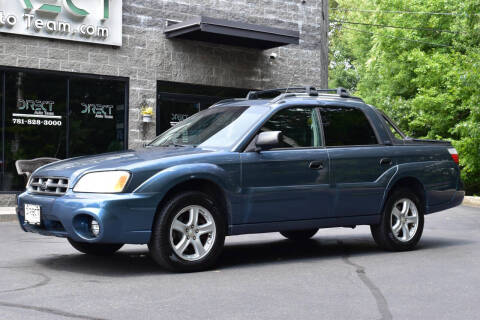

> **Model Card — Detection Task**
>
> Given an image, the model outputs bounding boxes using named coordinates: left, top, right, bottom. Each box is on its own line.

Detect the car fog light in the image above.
left=90, top=219, right=100, bottom=237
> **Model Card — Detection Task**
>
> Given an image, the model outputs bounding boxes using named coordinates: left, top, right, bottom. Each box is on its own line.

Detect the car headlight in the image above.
left=73, top=171, right=131, bottom=193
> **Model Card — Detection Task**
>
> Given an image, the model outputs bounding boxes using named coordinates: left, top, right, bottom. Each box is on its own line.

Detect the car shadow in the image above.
left=34, top=234, right=474, bottom=276
left=219, top=235, right=474, bottom=269
left=35, top=250, right=162, bottom=276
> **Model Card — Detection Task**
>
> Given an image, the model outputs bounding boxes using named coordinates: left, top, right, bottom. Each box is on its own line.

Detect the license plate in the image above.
left=25, top=204, right=41, bottom=225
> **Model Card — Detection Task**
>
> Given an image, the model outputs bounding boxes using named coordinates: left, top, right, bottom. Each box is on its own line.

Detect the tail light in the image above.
left=448, top=148, right=459, bottom=165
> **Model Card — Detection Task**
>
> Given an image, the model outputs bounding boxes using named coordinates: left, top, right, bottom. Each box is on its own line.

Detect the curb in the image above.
left=0, top=208, right=17, bottom=222
left=462, top=196, right=480, bottom=208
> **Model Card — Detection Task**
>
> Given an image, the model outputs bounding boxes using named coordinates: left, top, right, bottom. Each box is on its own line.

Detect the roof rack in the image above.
left=246, top=86, right=319, bottom=100
left=246, top=86, right=364, bottom=102
left=317, top=87, right=350, bottom=97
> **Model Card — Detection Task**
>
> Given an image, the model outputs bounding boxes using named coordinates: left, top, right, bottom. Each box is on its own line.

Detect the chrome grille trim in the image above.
left=29, top=177, right=69, bottom=195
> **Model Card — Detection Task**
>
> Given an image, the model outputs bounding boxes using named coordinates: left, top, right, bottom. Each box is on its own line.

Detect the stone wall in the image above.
left=0, top=0, right=328, bottom=149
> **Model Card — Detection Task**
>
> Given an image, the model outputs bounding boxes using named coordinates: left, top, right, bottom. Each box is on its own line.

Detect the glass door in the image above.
left=69, top=77, right=126, bottom=157
left=156, top=93, right=220, bottom=134
left=156, top=81, right=252, bottom=135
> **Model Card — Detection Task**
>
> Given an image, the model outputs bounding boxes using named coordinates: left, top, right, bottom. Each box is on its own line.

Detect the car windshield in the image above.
left=148, top=106, right=268, bottom=149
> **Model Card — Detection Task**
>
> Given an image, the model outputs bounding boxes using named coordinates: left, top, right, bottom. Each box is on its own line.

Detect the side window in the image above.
left=260, top=107, right=322, bottom=148
left=320, top=107, right=378, bottom=146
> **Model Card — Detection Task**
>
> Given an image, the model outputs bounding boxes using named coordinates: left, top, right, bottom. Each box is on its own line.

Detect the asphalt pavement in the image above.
left=0, top=206, right=479, bottom=320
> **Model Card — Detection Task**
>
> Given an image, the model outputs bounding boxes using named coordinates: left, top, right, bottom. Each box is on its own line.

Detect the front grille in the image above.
left=29, top=177, right=69, bottom=195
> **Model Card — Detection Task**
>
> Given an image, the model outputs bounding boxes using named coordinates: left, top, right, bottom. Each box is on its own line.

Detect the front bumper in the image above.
left=17, top=191, right=162, bottom=244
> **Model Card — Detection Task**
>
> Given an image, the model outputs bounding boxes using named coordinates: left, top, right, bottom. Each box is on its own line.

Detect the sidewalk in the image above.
left=1, top=197, right=479, bottom=223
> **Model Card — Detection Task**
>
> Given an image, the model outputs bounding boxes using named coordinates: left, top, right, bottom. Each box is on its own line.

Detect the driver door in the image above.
left=240, top=106, right=332, bottom=224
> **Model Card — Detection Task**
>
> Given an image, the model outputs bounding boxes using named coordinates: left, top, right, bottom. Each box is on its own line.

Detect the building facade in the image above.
left=0, top=0, right=328, bottom=200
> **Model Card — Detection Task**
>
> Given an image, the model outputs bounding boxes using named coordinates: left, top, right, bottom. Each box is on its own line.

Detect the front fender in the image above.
left=132, top=163, right=237, bottom=195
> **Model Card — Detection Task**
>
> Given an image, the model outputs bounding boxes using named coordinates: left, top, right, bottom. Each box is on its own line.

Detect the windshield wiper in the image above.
left=169, top=143, right=189, bottom=147
left=150, top=142, right=196, bottom=148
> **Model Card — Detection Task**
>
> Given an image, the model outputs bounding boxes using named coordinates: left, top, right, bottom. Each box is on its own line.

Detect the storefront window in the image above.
left=0, top=69, right=128, bottom=192
left=4, top=72, right=67, bottom=191
left=69, top=78, right=126, bottom=157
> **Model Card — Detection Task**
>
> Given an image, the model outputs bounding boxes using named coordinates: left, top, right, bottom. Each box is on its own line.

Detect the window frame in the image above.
left=319, top=105, right=382, bottom=148
left=243, top=105, right=325, bottom=152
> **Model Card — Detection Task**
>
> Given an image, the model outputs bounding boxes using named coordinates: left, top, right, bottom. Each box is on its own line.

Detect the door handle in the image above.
left=380, top=158, right=393, bottom=166
left=309, top=161, right=324, bottom=170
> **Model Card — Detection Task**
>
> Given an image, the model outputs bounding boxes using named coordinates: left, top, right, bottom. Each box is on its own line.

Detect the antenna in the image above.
left=286, top=0, right=308, bottom=95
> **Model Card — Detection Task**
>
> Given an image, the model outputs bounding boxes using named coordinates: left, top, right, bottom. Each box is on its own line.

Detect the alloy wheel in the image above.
left=169, top=205, right=216, bottom=261
left=390, top=198, right=419, bottom=242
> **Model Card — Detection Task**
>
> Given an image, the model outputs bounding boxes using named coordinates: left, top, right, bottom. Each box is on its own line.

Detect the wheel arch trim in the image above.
left=133, top=163, right=235, bottom=194
left=134, top=164, right=234, bottom=230
left=381, top=172, right=427, bottom=215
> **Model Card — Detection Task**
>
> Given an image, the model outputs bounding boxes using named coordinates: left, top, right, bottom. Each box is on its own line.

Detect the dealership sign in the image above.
left=0, top=0, right=122, bottom=46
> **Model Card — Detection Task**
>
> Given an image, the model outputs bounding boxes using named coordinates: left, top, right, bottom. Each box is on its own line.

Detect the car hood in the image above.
left=33, top=147, right=215, bottom=187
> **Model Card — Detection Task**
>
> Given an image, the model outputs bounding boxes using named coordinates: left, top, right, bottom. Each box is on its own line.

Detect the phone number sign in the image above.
left=13, top=98, right=63, bottom=127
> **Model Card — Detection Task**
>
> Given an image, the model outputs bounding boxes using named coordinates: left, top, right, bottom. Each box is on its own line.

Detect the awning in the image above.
left=164, top=16, right=300, bottom=50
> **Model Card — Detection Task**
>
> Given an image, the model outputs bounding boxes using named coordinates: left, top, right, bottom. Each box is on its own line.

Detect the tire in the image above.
left=67, top=238, right=123, bottom=256
left=370, top=188, right=424, bottom=251
left=148, top=191, right=226, bottom=272
left=280, top=229, right=318, bottom=241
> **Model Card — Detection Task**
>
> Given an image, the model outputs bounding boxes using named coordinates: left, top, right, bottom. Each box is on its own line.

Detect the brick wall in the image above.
left=0, top=0, right=328, bottom=149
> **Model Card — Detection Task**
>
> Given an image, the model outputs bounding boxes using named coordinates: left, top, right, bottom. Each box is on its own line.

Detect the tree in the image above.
left=329, top=0, right=480, bottom=194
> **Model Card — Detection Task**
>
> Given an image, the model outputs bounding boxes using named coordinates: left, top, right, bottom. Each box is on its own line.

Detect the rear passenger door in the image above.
left=320, top=106, right=396, bottom=217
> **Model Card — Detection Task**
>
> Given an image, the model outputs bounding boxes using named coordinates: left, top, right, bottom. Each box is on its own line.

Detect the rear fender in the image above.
left=383, top=161, right=457, bottom=212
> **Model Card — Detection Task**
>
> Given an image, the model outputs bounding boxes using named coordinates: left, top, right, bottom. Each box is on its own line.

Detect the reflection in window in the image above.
left=156, top=81, right=251, bottom=135
left=150, top=106, right=248, bottom=147
left=261, top=107, right=321, bottom=148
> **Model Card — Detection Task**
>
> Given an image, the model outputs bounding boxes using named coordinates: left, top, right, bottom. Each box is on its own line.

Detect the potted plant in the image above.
left=141, top=105, right=153, bottom=123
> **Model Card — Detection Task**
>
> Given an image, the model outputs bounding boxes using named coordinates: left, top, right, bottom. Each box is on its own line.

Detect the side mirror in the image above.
left=255, top=131, right=282, bottom=152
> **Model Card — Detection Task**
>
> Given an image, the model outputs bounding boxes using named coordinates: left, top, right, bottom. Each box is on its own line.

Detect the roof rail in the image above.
left=246, top=86, right=319, bottom=100
left=210, top=98, right=247, bottom=108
